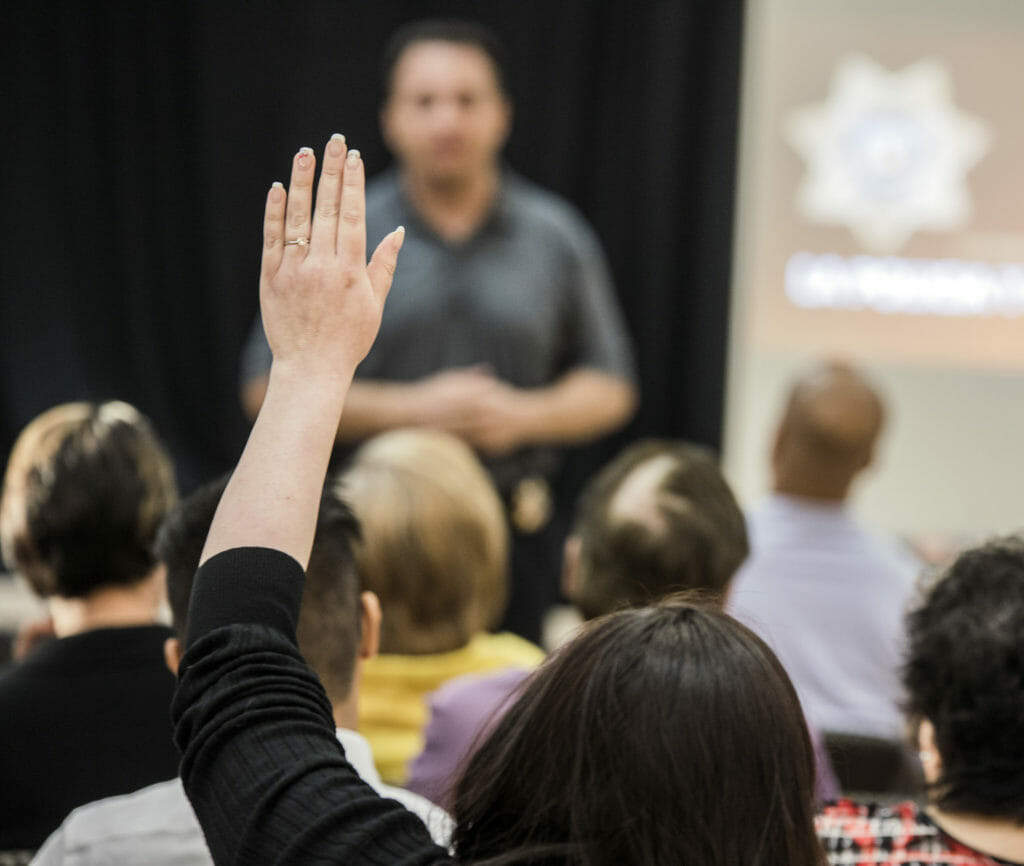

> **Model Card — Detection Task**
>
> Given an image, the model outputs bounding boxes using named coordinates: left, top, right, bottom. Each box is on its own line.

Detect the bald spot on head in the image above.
left=772, top=361, right=885, bottom=501
left=571, top=440, right=749, bottom=619
left=606, top=454, right=676, bottom=535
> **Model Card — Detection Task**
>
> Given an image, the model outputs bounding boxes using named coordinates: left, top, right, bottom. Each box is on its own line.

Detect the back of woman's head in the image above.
left=0, top=401, right=177, bottom=598
left=904, top=534, right=1024, bottom=821
left=337, top=428, right=508, bottom=654
left=451, top=598, right=825, bottom=866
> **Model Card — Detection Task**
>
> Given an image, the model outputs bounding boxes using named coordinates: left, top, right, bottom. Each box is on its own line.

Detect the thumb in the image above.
left=367, top=226, right=404, bottom=302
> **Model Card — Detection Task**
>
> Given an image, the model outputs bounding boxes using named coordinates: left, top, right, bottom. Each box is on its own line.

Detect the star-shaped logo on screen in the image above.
left=787, top=55, right=991, bottom=253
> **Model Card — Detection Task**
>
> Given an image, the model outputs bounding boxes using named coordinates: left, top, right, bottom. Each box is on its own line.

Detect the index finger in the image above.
left=338, top=148, right=366, bottom=267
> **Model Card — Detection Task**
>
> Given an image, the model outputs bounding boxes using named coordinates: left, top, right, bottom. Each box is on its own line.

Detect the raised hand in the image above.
left=260, top=135, right=404, bottom=382
left=201, top=136, right=403, bottom=568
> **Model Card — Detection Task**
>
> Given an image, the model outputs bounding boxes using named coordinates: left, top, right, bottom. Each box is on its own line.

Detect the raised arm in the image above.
left=203, top=138, right=401, bottom=567
left=175, top=137, right=451, bottom=865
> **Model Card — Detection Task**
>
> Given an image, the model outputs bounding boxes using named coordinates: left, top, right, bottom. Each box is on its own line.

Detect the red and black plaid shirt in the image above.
left=816, top=800, right=1022, bottom=865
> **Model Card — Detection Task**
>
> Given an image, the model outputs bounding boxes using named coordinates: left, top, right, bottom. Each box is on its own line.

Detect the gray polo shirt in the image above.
left=241, top=168, right=635, bottom=490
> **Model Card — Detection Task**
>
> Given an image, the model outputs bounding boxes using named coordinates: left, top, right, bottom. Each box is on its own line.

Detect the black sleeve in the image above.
left=172, top=547, right=452, bottom=866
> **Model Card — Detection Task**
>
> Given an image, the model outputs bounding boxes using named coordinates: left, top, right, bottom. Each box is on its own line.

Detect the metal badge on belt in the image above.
left=510, top=475, right=552, bottom=534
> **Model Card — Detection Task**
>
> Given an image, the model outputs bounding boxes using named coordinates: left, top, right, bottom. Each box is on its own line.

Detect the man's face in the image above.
left=381, top=40, right=511, bottom=187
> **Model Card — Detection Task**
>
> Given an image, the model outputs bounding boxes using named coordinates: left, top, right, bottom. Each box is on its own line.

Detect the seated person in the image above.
left=728, top=361, right=921, bottom=740
left=32, top=476, right=450, bottom=864
left=172, top=137, right=827, bottom=864
left=817, top=536, right=1024, bottom=865
left=407, top=439, right=839, bottom=807
left=0, top=401, right=180, bottom=853
left=338, top=428, right=544, bottom=783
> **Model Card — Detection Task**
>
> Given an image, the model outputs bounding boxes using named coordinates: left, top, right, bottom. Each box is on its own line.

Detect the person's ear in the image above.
left=562, top=535, right=582, bottom=600
left=358, top=591, right=381, bottom=661
left=916, top=718, right=942, bottom=784
left=163, top=637, right=183, bottom=676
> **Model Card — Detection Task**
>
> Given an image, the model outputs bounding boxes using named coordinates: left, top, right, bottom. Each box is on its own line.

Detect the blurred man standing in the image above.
left=241, top=20, right=637, bottom=642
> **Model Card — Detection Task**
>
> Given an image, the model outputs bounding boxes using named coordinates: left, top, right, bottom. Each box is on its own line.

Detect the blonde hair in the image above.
left=0, top=401, right=177, bottom=597
left=337, top=429, right=507, bottom=654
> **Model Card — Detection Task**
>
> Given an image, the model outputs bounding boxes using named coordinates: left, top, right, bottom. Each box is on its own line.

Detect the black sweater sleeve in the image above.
left=171, top=547, right=453, bottom=866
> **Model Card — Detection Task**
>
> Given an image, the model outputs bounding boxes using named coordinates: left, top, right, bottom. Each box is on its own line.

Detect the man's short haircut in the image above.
left=903, top=535, right=1024, bottom=821
left=0, top=401, right=177, bottom=598
left=380, top=18, right=510, bottom=100
left=777, top=360, right=885, bottom=486
left=154, top=475, right=229, bottom=641
left=572, top=439, right=749, bottom=620
left=337, top=429, right=508, bottom=655
left=156, top=474, right=363, bottom=702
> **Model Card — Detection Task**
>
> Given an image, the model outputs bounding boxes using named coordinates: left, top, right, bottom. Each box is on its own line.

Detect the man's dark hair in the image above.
left=156, top=473, right=363, bottom=701
left=903, top=534, right=1024, bottom=821
left=572, top=439, right=749, bottom=620
left=451, top=598, right=825, bottom=865
left=155, top=475, right=229, bottom=641
left=1, top=401, right=177, bottom=599
left=380, top=18, right=510, bottom=100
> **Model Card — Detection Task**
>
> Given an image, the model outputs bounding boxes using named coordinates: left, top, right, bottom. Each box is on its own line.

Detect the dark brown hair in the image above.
left=157, top=474, right=363, bottom=702
left=450, top=598, right=825, bottom=866
left=380, top=18, right=510, bottom=101
left=0, top=401, right=177, bottom=598
left=904, top=534, right=1024, bottom=821
left=573, top=439, right=749, bottom=619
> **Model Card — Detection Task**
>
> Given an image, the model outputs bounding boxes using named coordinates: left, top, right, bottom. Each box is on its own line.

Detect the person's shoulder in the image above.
left=44, top=779, right=209, bottom=863
left=814, top=800, right=1009, bottom=864
left=816, top=799, right=927, bottom=845
left=429, top=666, right=532, bottom=725
left=503, top=172, right=597, bottom=241
left=466, top=631, right=546, bottom=668
left=376, top=783, right=455, bottom=849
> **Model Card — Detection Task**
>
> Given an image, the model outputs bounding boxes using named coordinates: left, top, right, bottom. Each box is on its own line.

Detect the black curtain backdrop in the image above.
left=1, top=0, right=742, bottom=499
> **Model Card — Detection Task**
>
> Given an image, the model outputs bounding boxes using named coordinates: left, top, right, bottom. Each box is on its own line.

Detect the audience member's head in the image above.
left=905, top=535, right=1024, bottom=822
left=772, top=360, right=885, bottom=501
left=567, top=439, right=748, bottom=619
left=0, top=401, right=177, bottom=599
left=155, top=476, right=228, bottom=644
left=337, top=429, right=507, bottom=655
left=451, top=597, right=824, bottom=865
left=158, top=475, right=371, bottom=712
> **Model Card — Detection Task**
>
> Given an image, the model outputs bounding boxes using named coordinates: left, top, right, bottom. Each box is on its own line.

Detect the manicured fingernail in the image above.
left=270, top=181, right=285, bottom=201
left=331, top=133, right=345, bottom=143
left=327, top=137, right=344, bottom=158
left=347, top=148, right=361, bottom=163
left=271, top=181, right=284, bottom=188
left=297, top=146, right=313, bottom=167
left=395, top=225, right=405, bottom=235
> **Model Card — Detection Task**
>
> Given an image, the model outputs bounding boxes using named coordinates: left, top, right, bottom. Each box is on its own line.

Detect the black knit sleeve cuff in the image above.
left=184, top=547, right=305, bottom=649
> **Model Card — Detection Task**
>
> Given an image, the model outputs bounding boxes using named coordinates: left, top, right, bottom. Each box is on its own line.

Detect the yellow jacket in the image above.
left=358, top=631, right=544, bottom=784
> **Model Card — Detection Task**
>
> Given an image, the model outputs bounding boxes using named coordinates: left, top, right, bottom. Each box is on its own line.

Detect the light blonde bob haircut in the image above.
left=337, top=429, right=508, bottom=655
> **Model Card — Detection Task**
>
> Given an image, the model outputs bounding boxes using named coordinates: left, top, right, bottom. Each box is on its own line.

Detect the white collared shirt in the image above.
left=31, top=729, right=452, bottom=865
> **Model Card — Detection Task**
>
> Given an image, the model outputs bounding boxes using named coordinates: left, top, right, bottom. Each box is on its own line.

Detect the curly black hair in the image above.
left=903, top=534, right=1024, bottom=821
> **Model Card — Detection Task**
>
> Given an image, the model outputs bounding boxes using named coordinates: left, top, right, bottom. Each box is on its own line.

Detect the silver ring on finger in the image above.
left=284, top=237, right=310, bottom=246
